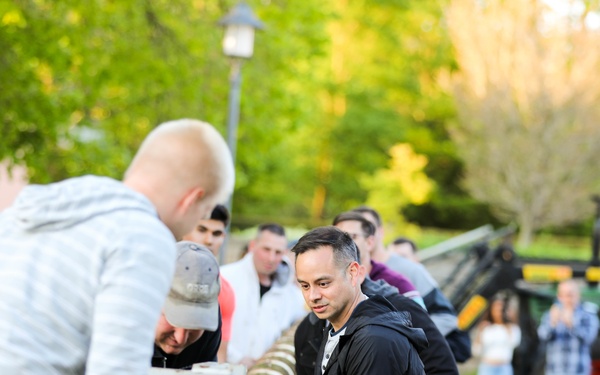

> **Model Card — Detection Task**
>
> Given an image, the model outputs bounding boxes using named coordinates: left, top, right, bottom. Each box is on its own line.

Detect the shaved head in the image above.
left=126, top=119, right=234, bottom=203
left=125, top=119, right=235, bottom=239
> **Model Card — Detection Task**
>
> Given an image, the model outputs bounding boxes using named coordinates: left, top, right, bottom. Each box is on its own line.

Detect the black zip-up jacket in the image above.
left=295, top=278, right=459, bottom=375
left=314, top=294, right=428, bottom=375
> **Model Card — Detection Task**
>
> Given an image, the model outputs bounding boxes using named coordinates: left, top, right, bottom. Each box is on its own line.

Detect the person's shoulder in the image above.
left=220, top=275, right=234, bottom=293
left=221, top=258, right=245, bottom=271
left=387, top=253, right=412, bottom=268
left=219, top=276, right=236, bottom=302
left=351, top=296, right=403, bottom=324
left=111, top=214, right=174, bottom=249
left=383, top=293, right=432, bottom=323
left=221, top=258, right=251, bottom=280
left=582, top=301, right=599, bottom=315
left=353, top=322, right=412, bottom=348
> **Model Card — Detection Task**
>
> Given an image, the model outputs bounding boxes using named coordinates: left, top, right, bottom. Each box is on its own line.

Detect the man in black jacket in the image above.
left=295, top=276, right=459, bottom=375
left=292, top=226, right=427, bottom=375
left=151, top=241, right=222, bottom=369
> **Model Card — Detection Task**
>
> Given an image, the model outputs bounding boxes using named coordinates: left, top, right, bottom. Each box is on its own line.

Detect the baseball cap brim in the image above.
left=163, top=295, right=219, bottom=331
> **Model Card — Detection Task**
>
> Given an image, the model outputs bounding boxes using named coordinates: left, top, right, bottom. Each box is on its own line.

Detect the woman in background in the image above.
left=473, top=295, right=521, bottom=375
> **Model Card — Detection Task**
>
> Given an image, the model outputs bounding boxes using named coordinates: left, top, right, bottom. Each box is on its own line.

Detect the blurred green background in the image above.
left=3, top=0, right=600, bottom=251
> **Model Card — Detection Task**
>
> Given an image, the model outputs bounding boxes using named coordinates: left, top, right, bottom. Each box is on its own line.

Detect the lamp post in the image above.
left=218, top=3, right=264, bottom=264
left=219, top=2, right=265, bottom=167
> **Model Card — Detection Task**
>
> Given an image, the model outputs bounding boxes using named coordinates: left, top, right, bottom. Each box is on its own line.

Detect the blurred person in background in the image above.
left=221, top=223, right=306, bottom=368
left=473, top=295, right=520, bottom=375
left=353, top=206, right=472, bottom=363
left=538, top=279, right=599, bottom=375
left=333, top=211, right=425, bottom=309
left=184, top=204, right=235, bottom=362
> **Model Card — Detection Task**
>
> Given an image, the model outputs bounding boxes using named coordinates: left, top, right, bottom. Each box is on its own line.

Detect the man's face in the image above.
left=250, top=230, right=288, bottom=278
left=183, top=219, right=226, bottom=256
left=388, top=242, right=418, bottom=262
left=154, top=312, right=205, bottom=355
left=359, top=212, right=384, bottom=247
left=334, top=220, right=374, bottom=263
left=296, top=246, right=360, bottom=331
left=557, top=281, right=580, bottom=310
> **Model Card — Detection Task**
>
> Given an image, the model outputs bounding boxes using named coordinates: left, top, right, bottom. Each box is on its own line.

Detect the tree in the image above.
left=0, top=0, right=232, bottom=182
left=446, top=0, right=600, bottom=246
left=299, top=0, right=460, bottom=225
left=361, top=143, right=435, bottom=238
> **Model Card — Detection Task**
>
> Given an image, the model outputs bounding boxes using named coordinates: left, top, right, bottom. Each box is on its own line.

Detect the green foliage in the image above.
left=0, top=0, right=496, bottom=232
left=1, top=0, right=231, bottom=182
left=361, top=143, right=435, bottom=237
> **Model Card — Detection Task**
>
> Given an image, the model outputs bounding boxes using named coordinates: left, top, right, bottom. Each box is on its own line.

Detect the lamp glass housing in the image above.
left=223, top=25, right=255, bottom=58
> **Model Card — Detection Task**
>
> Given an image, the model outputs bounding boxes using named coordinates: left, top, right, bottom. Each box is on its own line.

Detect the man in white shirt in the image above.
left=221, top=223, right=307, bottom=368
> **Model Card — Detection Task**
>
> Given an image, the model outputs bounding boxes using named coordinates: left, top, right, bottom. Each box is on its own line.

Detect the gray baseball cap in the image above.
left=164, top=241, right=221, bottom=331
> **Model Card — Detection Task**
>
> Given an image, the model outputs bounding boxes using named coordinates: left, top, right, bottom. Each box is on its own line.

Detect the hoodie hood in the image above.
left=361, top=276, right=399, bottom=298
left=345, top=294, right=429, bottom=354
left=7, top=175, right=157, bottom=232
left=274, top=256, right=294, bottom=286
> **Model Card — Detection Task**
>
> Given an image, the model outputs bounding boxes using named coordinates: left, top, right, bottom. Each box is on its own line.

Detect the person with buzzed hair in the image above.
left=0, top=118, right=234, bottom=375
left=184, top=204, right=235, bottom=363
left=221, top=223, right=307, bottom=368
left=333, top=211, right=425, bottom=309
left=389, top=236, right=420, bottom=263
left=293, top=226, right=427, bottom=375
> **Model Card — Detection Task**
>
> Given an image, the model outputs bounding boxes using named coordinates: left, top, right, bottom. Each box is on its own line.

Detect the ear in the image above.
left=348, top=261, right=361, bottom=286
left=247, top=239, right=257, bottom=253
left=180, top=186, right=206, bottom=212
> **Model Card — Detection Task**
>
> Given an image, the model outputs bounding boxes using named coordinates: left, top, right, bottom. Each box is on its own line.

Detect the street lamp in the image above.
left=219, top=3, right=265, bottom=166
left=218, top=3, right=264, bottom=264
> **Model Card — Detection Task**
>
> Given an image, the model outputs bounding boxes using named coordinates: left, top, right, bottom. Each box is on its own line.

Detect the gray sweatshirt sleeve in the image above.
left=86, top=231, right=176, bottom=374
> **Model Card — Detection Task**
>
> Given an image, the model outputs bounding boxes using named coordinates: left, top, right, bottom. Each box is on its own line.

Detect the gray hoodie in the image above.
left=0, top=175, right=176, bottom=375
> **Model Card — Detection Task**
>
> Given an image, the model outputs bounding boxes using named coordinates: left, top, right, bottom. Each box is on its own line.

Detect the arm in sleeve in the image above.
left=572, top=308, right=599, bottom=346
left=86, top=234, right=176, bottom=375
left=537, top=311, right=555, bottom=342
left=423, top=288, right=458, bottom=336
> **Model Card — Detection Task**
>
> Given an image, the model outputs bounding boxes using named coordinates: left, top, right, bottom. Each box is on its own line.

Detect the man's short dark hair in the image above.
left=258, top=223, right=286, bottom=237
left=391, top=237, right=418, bottom=253
left=209, top=204, right=230, bottom=227
left=332, top=211, right=376, bottom=237
left=291, top=226, right=359, bottom=269
left=352, top=205, right=382, bottom=227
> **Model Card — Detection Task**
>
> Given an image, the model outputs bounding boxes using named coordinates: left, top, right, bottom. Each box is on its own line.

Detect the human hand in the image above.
left=561, top=307, right=574, bottom=328
left=549, top=304, right=561, bottom=327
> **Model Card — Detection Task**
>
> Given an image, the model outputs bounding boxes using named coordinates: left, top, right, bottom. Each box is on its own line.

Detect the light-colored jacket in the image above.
left=221, top=253, right=307, bottom=364
left=0, top=176, right=176, bottom=375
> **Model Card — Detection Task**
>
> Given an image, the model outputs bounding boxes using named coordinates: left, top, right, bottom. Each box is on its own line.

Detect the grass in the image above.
left=516, top=232, right=592, bottom=261
left=412, top=227, right=465, bottom=249
left=235, top=223, right=595, bottom=262
left=414, top=227, right=594, bottom=262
